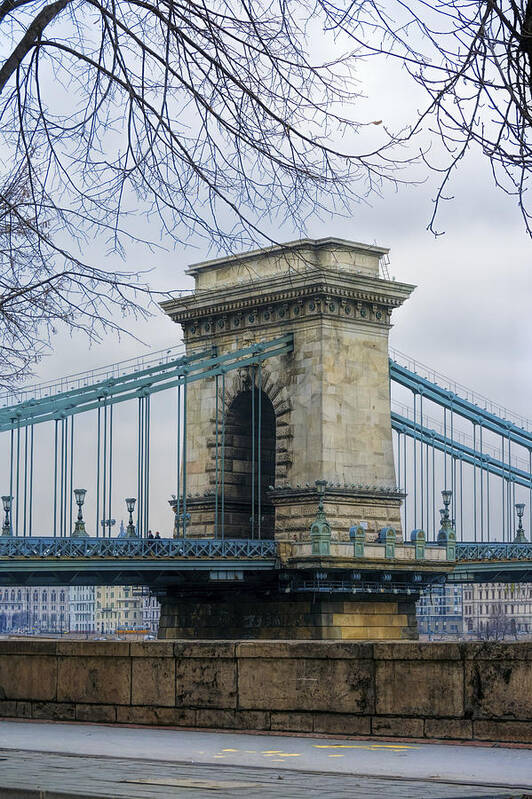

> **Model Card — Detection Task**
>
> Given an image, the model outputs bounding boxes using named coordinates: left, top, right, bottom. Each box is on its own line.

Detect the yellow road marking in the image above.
left=222, top=749, right=239, bottom=752
left=313, top=744, right=416, bottom=751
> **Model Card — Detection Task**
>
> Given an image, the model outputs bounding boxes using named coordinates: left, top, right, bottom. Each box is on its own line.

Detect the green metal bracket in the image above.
left=378, top=527, right=396, bottom=558
left=411, top=529, right=426, bottom=560
left=350, top=524, right=365, bottom=558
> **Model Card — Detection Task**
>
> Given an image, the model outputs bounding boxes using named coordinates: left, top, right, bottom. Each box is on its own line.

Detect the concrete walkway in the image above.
left=0, top=720, right=530, bottom=798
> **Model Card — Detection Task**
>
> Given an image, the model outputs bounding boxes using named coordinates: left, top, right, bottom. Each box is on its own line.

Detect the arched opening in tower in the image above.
left=223, top=389, right=276, bottom=538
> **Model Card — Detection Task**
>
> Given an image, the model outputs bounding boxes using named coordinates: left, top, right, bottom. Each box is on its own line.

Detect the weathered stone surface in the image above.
left=238, top=656, right=374, bottom=713
left=176, top=657, right=237, bottom=709
left=32, top=702, right=75, bottom=721
left=57, top=641, right=129, bottom=657
left=116, top=706, right=196, bottom=727
left=375, top=660, right=463, bottom=717
left=130, top=642, right=175, bottom=658
left=195, top=709, right=239, bottom=728
left=75, top=703, right=117, bottom=723
left=374, top=642, right=462, bottom=660
left=0, top=655, right=56, bottom=701
left=237, top=641, right=373, bottom=660
left=0, top=640, right=57, bottom=655
left=270, top=711, right=313, bottom=732
left=372, top=716, right=424, bottom=737
left=0, top=700, right=17, bottom=717
left=57, top=656, right=131, bottom=705
left=132, top=657, right=175, bottom=707
left=465, top=659, right=532, bottom=720
left=424, top=718, right=473, bottom=740
left=473, top=719, right=532, bottom=743
left=313, top=713, right=371, bottom=735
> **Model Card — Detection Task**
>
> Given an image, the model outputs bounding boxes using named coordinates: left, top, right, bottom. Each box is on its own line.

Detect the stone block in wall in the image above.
left=374, top=642, right=462, bottom=660
left=57, top=641, right=129, bottom=657
left=236, top=640, right=373, bottom=659
left=424, top=718, right=473, bottom=740
left=132, top=657, right=176, bottom=707
left=238, top=655, right=374, bottom=713
left=0, top=655, right=56, bottom=701
left=116, top=706, right=196, bottom=727
left=371, top=716, right=424, bottom=738
left=313, top=713, right=371, bottom=736
left=31, top=701, right=75, bottom=721
left=57, top=656, right=131, bottom=705
left=465, top=658, right=532, bottom=721
left=75, top=703, right=117, bottom=723
left=473, top=719, right=532, bottom=744
left=375, top=660, right=463, bottom=718
left=176, top=656, right=237, bottom=709
left=270, top=711, right=313, bottom=732
left=0, top=700, right=17, bottom=717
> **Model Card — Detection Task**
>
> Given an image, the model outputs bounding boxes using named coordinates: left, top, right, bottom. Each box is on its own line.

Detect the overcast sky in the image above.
left=3, top=24, right=531, bottom=536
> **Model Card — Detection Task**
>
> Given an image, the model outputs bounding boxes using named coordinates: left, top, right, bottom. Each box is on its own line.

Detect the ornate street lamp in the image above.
left=437, top=489, right=455, bottom=547
left=1, top=495, right=12, bottom=537
left=514, top=503, right=527, bottom=543
left=72, top=489, right=89, bottom=537
left=125, top=498, right=138, bottom=538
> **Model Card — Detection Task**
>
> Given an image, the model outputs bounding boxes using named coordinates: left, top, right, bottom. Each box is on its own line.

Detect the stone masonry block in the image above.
left=238, top=656, right=374, bottom=713
left=374, top=642, right=462, bottom=660
left=236, top=641, right=373, bottom=659
left=424, top=718, right=473, bottom=740
left=375, top=660, right=463, bottom=717
left=0, top=655, right=56, bottom=701
left=132, top=657, right=176, bottom=707
left=176, top=657, right=237, bottom=709
left=116, top=705, right=196, bottom=727
left=75, top=703, right=117, bottom=723
left=313, top=713, right=371, bottom=736
left=473, top=719, right=532, bottom=744
left=57, top=656, right=131, bottom=705
left=57, top=641, right=129, bottom=657
left=0, top=640, right=57, bottom=655
left=372, top=716, right=424, bottom=738
left=31, top=702, right=76, bottom=721
left=270, top=711, right=313, bottom=732
left=465, top=659, right=532, bottom=720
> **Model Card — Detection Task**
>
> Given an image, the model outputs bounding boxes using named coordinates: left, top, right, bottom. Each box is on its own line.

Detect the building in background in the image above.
left=95, top=585, right=144, bottom=634
left=417, top=584, right=463, bottom=638
left=0, top=587, right=70, bottom=633
left=141, top=589, right=161, bottom=636
left=463, top=583, right=532, bottom=638
left=69, top=587, right=95, bottom=633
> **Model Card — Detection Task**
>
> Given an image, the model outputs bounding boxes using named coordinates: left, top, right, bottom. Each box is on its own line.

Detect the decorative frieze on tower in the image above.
left=161, top=237, right=415, bottom=543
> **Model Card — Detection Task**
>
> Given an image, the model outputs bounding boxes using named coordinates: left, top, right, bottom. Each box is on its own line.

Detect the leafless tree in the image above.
left=0, top=0, right=402, bottom=387
left=323, top=0, right=532, bottom=235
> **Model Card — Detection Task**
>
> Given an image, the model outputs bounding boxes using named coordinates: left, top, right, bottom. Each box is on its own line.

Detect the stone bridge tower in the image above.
left=161, top=237, right=415, bottom=544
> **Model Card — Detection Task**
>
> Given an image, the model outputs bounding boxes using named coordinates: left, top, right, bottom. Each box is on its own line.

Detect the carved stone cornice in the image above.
left=161, top=267, right=414, bottom=341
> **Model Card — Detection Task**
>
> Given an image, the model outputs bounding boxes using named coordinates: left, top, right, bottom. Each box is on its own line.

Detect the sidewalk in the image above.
left=0, top=720, right=530, bottom=798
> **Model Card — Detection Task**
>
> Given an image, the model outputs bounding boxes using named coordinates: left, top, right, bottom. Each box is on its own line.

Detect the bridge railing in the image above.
left=0, top=537, right=278, bottom=560
left=456, top=542, right=532, bottom=562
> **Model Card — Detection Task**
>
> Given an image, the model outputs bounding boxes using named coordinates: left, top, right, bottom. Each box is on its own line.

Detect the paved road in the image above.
left=0, top=720, right=530, bottom=798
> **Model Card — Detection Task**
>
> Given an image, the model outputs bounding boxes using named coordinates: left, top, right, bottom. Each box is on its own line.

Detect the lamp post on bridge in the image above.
left=1, top=495, right=12, bottom=537
left=437, top=489, right=456, bottom=559
left=514, top=503, right=527, bottom=543
left=72, top=489, right=89, bottom=537
left=124, top=498, right=138, bottom=538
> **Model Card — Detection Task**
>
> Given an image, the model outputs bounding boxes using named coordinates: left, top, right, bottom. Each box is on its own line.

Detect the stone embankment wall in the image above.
left=0, top=640, right=530, bottom=744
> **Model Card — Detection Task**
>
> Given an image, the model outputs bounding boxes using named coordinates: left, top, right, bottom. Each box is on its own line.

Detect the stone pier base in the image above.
left=158, top=592, right=418, bottom=640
